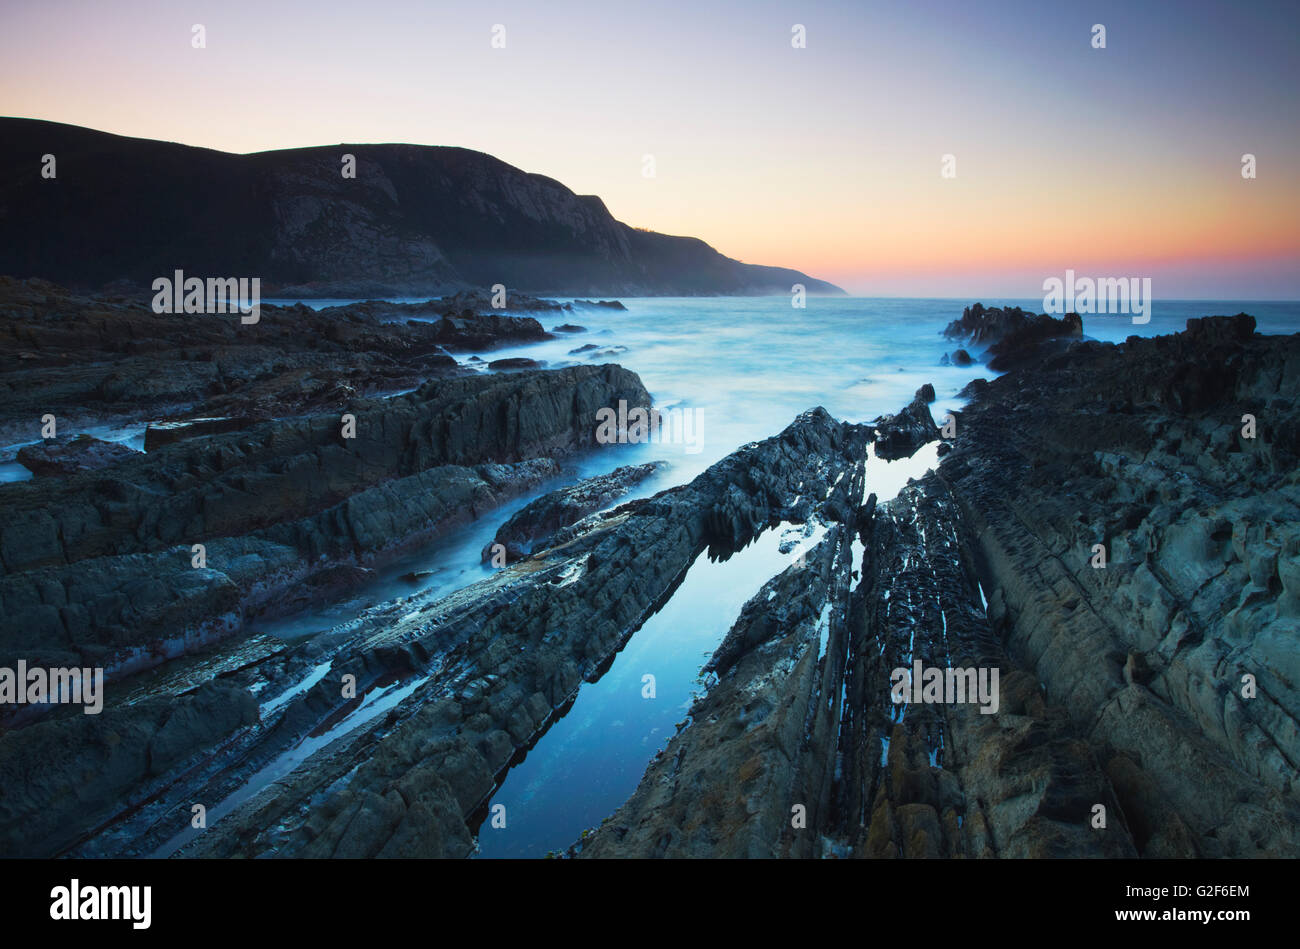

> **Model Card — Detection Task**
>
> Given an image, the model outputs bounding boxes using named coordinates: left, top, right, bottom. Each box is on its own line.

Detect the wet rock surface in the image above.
left=486, top=357, right=544, bottom=370
left=406, top=289, right=571, bottom=315
left=0, top=680, right=258, bottom=857
left=579, top=471, right=1134, bottom=858
left=0, top=278, right=556, bottom=447
left=943, top=302, right=1083, bottom=371
left=143, top=417, right=258, bottom=451
left=0, top=361, right=650, bottom=679
left=16, top=434, right=140, bottom=476
left=4, top=409, right=866, bottom=858
left=872, top=391, right=939, bottom=460
left=935, top=313, right=1300, bottom=856
left=482, top=462, right=666, bottom=562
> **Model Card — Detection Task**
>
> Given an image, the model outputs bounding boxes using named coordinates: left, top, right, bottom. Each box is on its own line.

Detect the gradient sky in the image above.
left=3, top=0, right=1298, bottom=296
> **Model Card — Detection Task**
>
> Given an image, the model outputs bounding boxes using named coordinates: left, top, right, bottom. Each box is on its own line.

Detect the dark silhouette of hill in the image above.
left=0, top=118, right=844, bottom=297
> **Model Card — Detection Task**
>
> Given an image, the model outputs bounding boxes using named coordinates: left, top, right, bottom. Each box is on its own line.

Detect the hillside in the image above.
left=0, top=118, right=844, bottom=298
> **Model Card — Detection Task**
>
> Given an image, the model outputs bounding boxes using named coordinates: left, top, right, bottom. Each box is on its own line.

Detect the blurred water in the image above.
left=396, top=296, right=1300, bottom=487
left=254, top=296, right=1300, bottom=628
left=10, top=298, right=1295, bottom=489
left=471, top=522, right=819, bottom=858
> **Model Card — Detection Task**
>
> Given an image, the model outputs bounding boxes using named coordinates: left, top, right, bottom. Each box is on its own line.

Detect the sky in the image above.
left=2, top=0, right=1298, bottom=297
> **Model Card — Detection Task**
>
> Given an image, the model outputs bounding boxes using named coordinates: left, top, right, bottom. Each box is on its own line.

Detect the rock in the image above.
left=572, top=300, right=628, bottom=310
left=0, top=365, right=651, bottom=678
left=429, top=289, right=567, bottom=315
left=6, top=288, right=1295, bottom=865
left=568, top=343, right=600, bottom=355
left=1184, top=313, right=1256, bottom=345
left=0, top=278, right=543, bottom=447
left=985, top=312, right=1083, bottom=371
left=942, top=302, right=1083, bottom=372
left=426, top=313, right=553, bottom=350
left=0, top=680, right=257, bottom=857
left=580, top=453, right=1133, bottom=859
left=935, top=312, right=1300, bottom=856
left=487, top=357, right=544, bottom=370
left=552, top=324, right=586, bottom=333
left=143, top=417, right=256, bottom=451
left=482, top=462, right=666, bottom=562
left=16, top=434, right=138, bottom=475
left=951, top=349, right=973, bottom=366
left=942, top=302, right=1038, bottom=346
left=915, top=383, right=936, bottom=404
left=75, top=408, right=866, bottom=860
left=873, top=393, right=939, bottom=460
left=579, top=314, right=1299, bottom=860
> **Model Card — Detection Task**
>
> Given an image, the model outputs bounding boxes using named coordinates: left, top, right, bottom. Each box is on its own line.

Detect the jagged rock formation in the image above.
left=144, top=418, right=257, bottom=452
left=0, top=409, right=867, bottom=858
left=937, top=313, right=1300, bottom=856
left=481, top=461, right=666, bottom=562
left=579, top=472, right=1135, bottom=858
left=942, top=302, right=1083, bottom=371
left=872, top=387, right=940, bottom=460
left=0, top=680, right=258, bottom=858
left=0, top=278, right=559, bottom=447
left=0, top=364, right=650, bottom=680
left=0, top=118, right=844, bottom=298
left=579, top=312, right=1299, bottom=859
left=573, top=300, right=627, bottom=310
left=16, top=434, right=139, bottom=476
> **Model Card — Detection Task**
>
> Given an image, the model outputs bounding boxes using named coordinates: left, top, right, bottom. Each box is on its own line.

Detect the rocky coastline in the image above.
left=1, top=282, right=1296, bottom=860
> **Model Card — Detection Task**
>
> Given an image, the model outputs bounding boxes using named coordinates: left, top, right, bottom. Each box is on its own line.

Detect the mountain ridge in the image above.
left=0, top=118, right=845, bottom=298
